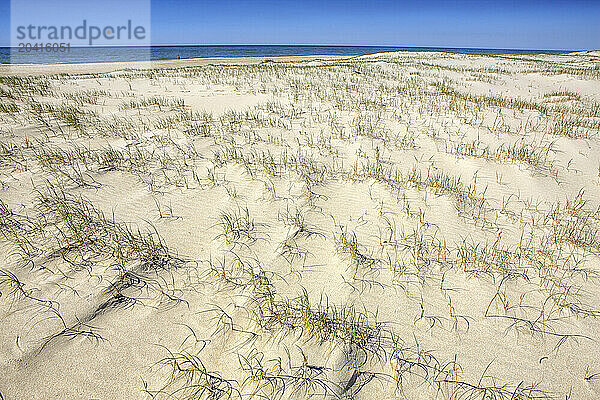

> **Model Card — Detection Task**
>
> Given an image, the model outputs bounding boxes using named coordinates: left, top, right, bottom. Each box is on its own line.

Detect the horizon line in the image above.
left=0, top=44, right=581, bottom=51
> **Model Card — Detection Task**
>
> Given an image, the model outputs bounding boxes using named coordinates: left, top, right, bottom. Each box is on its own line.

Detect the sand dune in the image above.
left=0, top=55, right=348, bottom=76
left=1, top=51, right=600, bottom=399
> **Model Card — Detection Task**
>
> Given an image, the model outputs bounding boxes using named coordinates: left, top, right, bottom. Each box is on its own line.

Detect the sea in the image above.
left=0, top=45, right=572, bottom=65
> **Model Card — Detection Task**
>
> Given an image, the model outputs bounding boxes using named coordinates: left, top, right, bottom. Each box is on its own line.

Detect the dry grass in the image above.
left=1, top=51, right=599, bottom=399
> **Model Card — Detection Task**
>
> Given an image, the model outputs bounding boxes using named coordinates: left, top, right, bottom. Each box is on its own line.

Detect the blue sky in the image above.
left=2, top=0, right=599, bottom=49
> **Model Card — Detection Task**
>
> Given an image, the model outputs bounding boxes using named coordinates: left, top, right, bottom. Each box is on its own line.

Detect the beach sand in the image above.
left=0, top=54, right=349, bottom=76
left=1, top=51, right=600, bottom=399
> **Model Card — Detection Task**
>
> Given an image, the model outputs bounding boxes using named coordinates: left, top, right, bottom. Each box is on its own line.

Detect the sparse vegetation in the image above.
left=1, top=50, right=599, bottom=399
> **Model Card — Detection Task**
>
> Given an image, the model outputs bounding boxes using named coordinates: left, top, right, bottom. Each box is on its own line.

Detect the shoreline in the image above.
left=0, top=54, right=351, bottom=75
left=3, top=49, right=598, bottom=76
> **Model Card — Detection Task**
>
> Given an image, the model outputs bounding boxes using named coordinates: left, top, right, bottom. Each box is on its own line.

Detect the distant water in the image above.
left=1, top=45, right=571, bottom=65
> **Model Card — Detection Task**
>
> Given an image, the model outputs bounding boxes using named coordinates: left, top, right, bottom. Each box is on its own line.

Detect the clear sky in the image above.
left=1, top=0, right=599, bottom=49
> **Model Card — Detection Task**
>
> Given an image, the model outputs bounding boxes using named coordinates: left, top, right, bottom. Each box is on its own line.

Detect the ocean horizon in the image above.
left=0, top=45, right=574, bottom=65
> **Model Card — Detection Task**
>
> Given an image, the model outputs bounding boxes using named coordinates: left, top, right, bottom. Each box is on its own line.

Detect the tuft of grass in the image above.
left=151, top=347, right=241, bottom=399
left=216, top=207, right=256, bottom=244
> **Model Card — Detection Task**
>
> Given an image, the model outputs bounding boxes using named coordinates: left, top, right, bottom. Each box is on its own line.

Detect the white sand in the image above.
left=1, top=52, right=600, bottom=399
